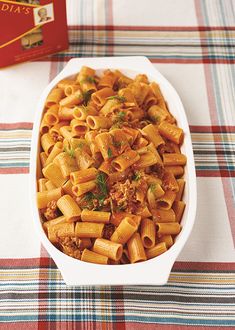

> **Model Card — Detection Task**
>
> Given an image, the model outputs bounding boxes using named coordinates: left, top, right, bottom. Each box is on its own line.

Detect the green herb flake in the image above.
left=77, top=141, right=85, bottom=150
left=96, top=172, right=108, bottom=197
left=107, top=95, right=126, bottom=103
left=107, top=147, right=113, bottom=158
left=64, top=147, right=75, bottom=158
left=153, top=115, right=160, bottom=123
left=117, top=111, right=126, bottom=119
left=149, top=183, right=156, bottom=192
left=132, top=171, right=141, bottom=181
left=112, top=139, right=121, bottom=147
left=82, top=90, right=92, bottom=106
left=110, top=122, right=122, bottom=130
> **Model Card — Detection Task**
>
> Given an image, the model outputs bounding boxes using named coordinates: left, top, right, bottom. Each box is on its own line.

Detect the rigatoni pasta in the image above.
left=37, top=67, right=187, bottom=265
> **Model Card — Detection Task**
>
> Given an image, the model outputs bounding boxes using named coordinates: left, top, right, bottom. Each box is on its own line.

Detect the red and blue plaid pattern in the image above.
left=0, top=0, right=235, bottom=328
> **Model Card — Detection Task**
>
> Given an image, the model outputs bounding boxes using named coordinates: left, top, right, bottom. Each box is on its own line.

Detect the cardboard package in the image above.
left=0, top=0, right=68, bottom=68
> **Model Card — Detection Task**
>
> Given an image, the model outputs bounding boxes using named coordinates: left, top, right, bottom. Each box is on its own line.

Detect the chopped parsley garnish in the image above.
left=132, top=171, right=141, bottom=181
left=107, top=95, right=126, bottom=103
left=153, top=115, right=160, bottom=123
left=149, top=183, right=156, bottom=192
left=107, top=147, right=113, bottom=158
left=82, top=90, right=92, bottom=105
left=117, top=111, right=126, bottom=120
left=64, top=147, right=75, bottom=158
left=112, top=139, right=121, bottom=147
left=112, top=110, right=126, bottom=126
left=76, top=141, right=85, bottom=149
left=96, top=172, right=108, bottom=197
left=110, top=122, right=122, bottom=130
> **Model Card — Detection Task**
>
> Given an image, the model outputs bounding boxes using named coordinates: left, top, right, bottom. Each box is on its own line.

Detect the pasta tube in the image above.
left=81, top=249, right=108, bottom=265
left=86, top=115, right=112, bottom=130
left=172, top=201, right=186, bottom=223
left=156, top=222, right=181, bottom=235
left=40, top=119, right=50, bottom=135
left=38, top=178, right=47, bottom=192
left=70, top=168, right=98, bottom=185
left=111, top=213, right=141, bottom=228
left=44, top=105, right=59, bottom=125
left=156, top=190, right=176, bottom=210
left=91, top=87, right=114, bottom=107
left=162, top=171, right=179, bottom=192
left=58, top=79, right=75, bottom=90
left=110, top=217, right=137, bottom=244
left=41, top=133, right=55, bottom=155
left=93, top=238, right=123, bottom=261
left=98, top=70, right=117, bottom=89
left=149, top=82, right=168, bottom=112
left=127, top=233, right=147, bottom=263
left=142, top=124, right=165, bottom=147
left=72, top=180, right=96, bottom=197
left=175, top=179, right=185, bottom=201
left=47, top=223, right=75, bottom=244
left=53, top=152, right=78, bottom=179
left=73, top=105, right=97, bottom=120
left=45, top=142, right=64, bottom=166
left=147, top=105, right=171, bottom=123
left=62, top=179, right=74, bottom=197
left=75, top=150, right=95, bottom=170
left=81, top=209, right=111, bottom=224
left=95, top=132, right=118, bottom=159
left=112, top=150, right=140, bottom=172
left=64, top=84, right=80, bottom=96
left=158, top=235, right=173, bottom=248
left=158, top=121, right=184, bottom=145
left=45, top=180, right=56, bottom=191
left=37, top=187, right=63, bottom=209
left=49, top=121, right=69, bottom=136
left=120, top=249, right=130, bottom=264
left=163, top=153, right=187, bottom=166
left=43, top=215, right=66, bottom=232
left=140, top=218, right=155, bottom=248
left=145, top=242, right=167, bottom=259
left=58, top=107, right=74, bottom=121
left=152, top=209, right=176, bottom=223
left=45, top=88, right=64, bottom=108
left=59, top=89, right=83, bottom=107
left=40, top=152, right=47, bottom=168
left=165, top=166, right=184, bottom=178
left=57, top=194, right=81, bottom=222
left=42, top=163, right=67, bottom=187
left=75, top=222, right=104, bottom=238
left=71, top=119, right=89, bottom=136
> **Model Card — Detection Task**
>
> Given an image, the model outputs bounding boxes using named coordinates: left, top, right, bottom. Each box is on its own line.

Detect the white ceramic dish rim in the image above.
left=30, top=56, right=197, bottom=286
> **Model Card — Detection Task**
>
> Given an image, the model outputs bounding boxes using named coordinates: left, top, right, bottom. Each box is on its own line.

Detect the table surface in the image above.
left=0, top=0, right=235, bottom=328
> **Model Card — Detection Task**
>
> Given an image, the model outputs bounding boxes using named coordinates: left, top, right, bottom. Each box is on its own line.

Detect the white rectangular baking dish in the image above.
left=30, top=56, right=197, bottom=285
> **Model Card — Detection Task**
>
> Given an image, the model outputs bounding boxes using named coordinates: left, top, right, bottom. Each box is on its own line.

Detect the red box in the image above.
left=0, top=0, right=68, bottom=68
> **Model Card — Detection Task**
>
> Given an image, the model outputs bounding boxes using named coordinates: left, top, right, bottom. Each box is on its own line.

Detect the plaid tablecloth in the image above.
left=0, top=0, right=235, bottom=328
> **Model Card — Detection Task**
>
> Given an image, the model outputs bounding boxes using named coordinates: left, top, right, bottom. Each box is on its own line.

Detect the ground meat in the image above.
left=151, top=163, right=165, bottom=179
left=51, top=133, right=63, bottom=142
left=158, top=141, right=175, bottom=155
left=109, top=179, right=140, bottom=213
left=44, top=200, right=58, bottom=220
left=58, top=236, right=81, bottom=260
left=103, top=223, right=115, bottom=240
